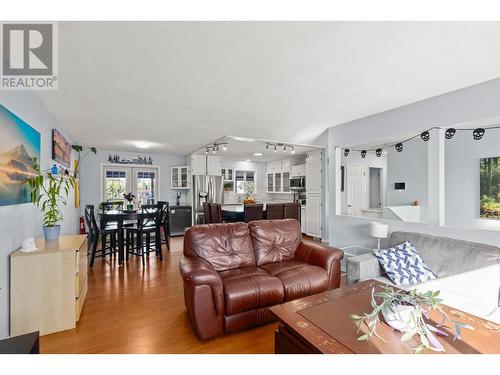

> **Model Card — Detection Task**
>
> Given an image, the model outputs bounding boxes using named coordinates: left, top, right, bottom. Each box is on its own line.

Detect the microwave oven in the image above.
left=290, top=176, right=306, bottom=191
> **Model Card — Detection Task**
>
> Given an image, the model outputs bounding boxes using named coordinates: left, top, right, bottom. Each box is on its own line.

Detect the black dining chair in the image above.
left=84, top=205, right=119, bottom=267
left=284, top=202, right=301, bottom=221
left=125, top=204, right=162, bottom=266
left=266, top=203, right=284, bottom=220
left=158, top=201, right=170, bottom=251
left=244, top=204, right=264, bottom=222
left=209, top=203, right=222, bottom=223
left=202, top=202, right=211, bottom=224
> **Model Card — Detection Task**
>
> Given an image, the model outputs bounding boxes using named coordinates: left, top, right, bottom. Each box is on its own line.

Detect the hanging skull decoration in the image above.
left=361, top=150, right=367, bottom=158
left=445, top=128, right=456, bottom=139
left=420, top=131, right=430, bottom=142
left=344, top=148, right=350, bottom=157
left=473, top=128, right=485, bottom=140
left=395, top=143, right=403, bottom=152
left=376, top=148, right=382, bottom=157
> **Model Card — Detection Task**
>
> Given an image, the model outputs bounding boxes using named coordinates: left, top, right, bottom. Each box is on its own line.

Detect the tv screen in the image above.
left=480, top=157, right=500, bottom=219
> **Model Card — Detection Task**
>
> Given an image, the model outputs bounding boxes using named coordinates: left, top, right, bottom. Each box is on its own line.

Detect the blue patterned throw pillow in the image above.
left=373, top=241, right=437, bottom=286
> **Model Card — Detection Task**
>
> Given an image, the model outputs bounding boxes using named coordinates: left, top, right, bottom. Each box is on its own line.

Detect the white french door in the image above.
left=102, top=165, right=160, bottom=205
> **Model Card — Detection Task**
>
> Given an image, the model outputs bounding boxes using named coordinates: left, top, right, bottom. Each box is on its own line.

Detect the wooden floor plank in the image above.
left=40, top=236, right=277, bottom=354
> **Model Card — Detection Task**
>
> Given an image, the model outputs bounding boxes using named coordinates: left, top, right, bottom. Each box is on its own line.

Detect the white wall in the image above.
left=328, top=77, right=500, bottom=249
left=445, top=126, right=500, bottom=232
left=0, top=93, right=79, bottom=339
left=385, top=139, right=428, bottom=221
left=79, top=149, right=187, bottom=209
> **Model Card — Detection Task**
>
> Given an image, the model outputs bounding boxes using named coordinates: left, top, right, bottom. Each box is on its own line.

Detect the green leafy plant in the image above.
left=71, top=144, right=97, bottom=177
left=350, top=285, right=474, bottom=353
left=26, top=158, right=75, bottom=227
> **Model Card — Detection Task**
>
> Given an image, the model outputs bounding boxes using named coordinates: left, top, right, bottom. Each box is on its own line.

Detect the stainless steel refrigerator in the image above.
left=192, top=175, right=224, bottom=224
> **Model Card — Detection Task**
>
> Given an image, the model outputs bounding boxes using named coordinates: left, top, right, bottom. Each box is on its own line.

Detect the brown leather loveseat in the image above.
left=179, top=219, right=343, bottom=340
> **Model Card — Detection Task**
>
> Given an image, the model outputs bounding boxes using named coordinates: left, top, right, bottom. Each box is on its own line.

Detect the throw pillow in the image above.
left=373, top=241, right=437, bottom=286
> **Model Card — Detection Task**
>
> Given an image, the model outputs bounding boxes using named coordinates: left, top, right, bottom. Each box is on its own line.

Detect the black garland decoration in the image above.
left=341, top=125, right=500, bottom=158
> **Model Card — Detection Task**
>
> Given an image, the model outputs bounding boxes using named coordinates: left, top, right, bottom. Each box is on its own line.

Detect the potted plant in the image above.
left=123, top=192, right=135, bottom=211
left=350, top=285, right=474, bottom=353
left=27, top=158, right=75, bottom=241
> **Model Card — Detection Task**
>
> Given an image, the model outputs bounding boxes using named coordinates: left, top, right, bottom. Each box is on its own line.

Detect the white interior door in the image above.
left=346, top=164, right=368, bottom=216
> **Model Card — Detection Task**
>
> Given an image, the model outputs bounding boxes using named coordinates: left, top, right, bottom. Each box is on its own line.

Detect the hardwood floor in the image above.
left=40, top=236, right=277, bottom=354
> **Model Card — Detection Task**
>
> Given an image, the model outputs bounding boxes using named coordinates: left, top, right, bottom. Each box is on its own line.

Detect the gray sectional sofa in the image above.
left=346, top=231, right=500, bottom=323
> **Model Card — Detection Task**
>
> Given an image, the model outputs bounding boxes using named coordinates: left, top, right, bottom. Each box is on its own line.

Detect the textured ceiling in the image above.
left=35, top=21, right=500, bottom=155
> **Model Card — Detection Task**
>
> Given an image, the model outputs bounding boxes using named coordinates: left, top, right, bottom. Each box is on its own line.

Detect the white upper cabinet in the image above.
left=306, top=150, right=323, bottom=194
left=291, top=164, right=306, bottom=177
left=190, top=155, right=206, bottom=175
left=190, top=155, right=221, bottom=176
left=206, top=155, right=222, bottom=176
left=171, top=166, right=190, bottom=189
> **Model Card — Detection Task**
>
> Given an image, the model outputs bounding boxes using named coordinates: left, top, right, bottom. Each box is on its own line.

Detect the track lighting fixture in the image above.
left=283, top=146, right=287, bottom=152
left=274, top=145, right=277, bottom=152
left=291, top=147, right=295, bottom=154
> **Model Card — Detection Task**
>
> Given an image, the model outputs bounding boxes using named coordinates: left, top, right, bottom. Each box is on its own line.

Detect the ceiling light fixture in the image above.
left=274, top=145, right=277, bottom=152
left=283, top=146, right=287, bottom=152
left=133, top=141, right=152, bottom=149
left=253, top=153, right=263, bottom=156
left=291, top=147, right=295, bottom=154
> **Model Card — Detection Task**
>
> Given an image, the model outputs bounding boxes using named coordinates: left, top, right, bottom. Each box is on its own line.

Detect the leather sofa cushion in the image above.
left=184, top=223, right=256, bottom=271
left=248, top=219, right=302, bottom=266
left=221, top=268, right=284, bottom=315
left=261, top=260, right=329, bottom=301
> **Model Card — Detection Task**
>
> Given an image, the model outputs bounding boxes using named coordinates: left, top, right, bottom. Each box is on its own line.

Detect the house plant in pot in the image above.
left=350, top=285, right=474, bottom=353
left=26, top=158, right=75, bottom=241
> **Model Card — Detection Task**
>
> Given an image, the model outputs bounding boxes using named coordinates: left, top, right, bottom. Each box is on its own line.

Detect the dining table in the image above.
left=98, top=209, right=161, bottom=265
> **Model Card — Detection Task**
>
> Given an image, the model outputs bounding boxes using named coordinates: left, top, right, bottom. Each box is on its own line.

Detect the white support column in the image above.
left=327, top=128, right=341, bottom=245
left=427, top=128, right=445, bottom=226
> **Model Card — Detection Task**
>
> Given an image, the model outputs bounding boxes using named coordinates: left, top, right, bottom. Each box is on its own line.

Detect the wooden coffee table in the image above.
left=270, top=280, right=500, bottom=354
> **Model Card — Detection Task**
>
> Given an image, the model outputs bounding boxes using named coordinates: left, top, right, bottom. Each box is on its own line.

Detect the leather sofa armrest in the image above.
left=295, top=241, right=344, bottom=289
left=179, top=256, right=224, bottom=315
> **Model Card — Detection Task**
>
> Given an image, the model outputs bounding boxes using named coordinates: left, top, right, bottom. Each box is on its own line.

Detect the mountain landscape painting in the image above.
left=0, top=104, right=40, bottom=206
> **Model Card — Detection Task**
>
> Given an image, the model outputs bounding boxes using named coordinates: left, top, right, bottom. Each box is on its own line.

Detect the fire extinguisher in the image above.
left=80, top=216, right=86, bottom=234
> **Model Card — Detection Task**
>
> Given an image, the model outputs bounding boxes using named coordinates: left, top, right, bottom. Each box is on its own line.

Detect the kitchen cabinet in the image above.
left=266, top=158, right=292, bottom=193
left=283, top=172, right=290, bottom=192
left=207, top=155, right=222, bottom=176
left=305, top=150, right=322, bottom=194
left=306, top=195, right=322, bottom=238
left=274, top=172, right=282, bottom=192
left=305, top=150, right=324, bottom=239
left=291, top=164, right=306, bottom=177
left=267, top=173, right=274, bottom=193
left=171, top=166, right=190, bottom=189
left=221, top=168, right=233, bottom=181
left=190, top=155, right=221, bottom=176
